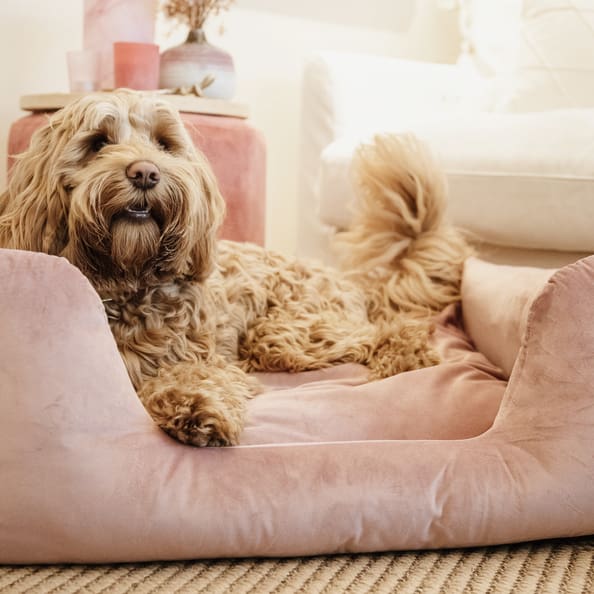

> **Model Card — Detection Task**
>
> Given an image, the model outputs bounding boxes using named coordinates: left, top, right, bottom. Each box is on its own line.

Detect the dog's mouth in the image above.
left=123, top=204, right=152, bottom=221
left=115, top=200, right=165, bottom=229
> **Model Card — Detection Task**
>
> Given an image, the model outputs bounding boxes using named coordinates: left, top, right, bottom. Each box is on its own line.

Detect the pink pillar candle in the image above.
left=113, top=42, right=160, bottom=90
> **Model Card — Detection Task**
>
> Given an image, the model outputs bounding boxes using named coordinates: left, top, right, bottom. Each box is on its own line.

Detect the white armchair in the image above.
left=298, top=1, right=594, bottom=268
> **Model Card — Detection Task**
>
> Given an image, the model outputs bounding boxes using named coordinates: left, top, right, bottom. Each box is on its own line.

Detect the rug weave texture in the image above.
left=1, top=537, right=593, bottom=593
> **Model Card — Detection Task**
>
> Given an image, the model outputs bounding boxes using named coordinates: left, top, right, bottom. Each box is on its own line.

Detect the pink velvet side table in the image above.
left=7, top=104, right=266, bottom=246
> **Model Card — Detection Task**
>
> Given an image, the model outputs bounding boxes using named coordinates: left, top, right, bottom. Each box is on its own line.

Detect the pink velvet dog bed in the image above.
left=1, top=249, right=593, bottom=563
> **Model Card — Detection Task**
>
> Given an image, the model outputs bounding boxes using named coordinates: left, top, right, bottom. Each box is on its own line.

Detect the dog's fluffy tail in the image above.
left=335, top=133, right=471, bottom=318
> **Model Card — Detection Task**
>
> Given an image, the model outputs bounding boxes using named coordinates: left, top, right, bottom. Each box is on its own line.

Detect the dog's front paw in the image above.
left=140, top=387, right=245, bottom=447
left=137, top=362, right=252, bottom=447
left=164, top=409, right=242, bottom=447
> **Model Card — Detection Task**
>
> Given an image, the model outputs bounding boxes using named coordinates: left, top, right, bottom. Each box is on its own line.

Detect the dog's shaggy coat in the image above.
left=0, top=91, right=469, bottom=446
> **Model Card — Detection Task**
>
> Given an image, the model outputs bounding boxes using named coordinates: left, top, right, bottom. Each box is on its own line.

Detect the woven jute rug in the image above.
left=1, top=537, right=593, bottom=593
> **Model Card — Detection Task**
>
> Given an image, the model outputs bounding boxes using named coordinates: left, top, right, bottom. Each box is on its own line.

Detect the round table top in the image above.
left=20, top=93, right=249, bottom=119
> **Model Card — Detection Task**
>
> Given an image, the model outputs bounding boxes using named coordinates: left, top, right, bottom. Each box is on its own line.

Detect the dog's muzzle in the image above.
left=122, top=160, right=161, bottom=221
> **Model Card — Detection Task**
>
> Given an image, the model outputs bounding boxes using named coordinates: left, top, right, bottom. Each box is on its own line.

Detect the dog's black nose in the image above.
left=126, top=160, right=161, bottom=190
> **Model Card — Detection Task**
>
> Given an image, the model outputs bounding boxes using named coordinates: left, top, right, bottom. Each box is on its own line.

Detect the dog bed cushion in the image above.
left=1, top=249, right=593, bottom=563
left=461, top=258, right=555, bottom=377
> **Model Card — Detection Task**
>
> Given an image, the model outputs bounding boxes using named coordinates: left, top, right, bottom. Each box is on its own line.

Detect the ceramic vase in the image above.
left=159, top=29, right=236, bottom=100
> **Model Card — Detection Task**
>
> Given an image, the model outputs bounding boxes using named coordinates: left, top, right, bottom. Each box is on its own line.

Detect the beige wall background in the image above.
left=0, top=0, right=460, bottom=255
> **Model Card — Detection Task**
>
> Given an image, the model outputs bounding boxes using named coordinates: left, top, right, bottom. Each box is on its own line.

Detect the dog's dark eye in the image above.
left=90, top=135, right=109, bottom=152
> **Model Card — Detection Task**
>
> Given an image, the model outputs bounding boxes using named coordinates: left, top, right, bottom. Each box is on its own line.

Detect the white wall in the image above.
left=0, top=0, right=83, bottom=183
left=0, top=0, right=460, bottom=255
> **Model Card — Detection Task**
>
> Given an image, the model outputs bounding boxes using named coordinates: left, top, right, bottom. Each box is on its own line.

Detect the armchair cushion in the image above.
left=317, top=109, right=594, bottom=253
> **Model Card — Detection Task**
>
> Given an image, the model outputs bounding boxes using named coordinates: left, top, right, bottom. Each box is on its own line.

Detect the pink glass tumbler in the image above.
left=113, top=42, right=160, bottom=90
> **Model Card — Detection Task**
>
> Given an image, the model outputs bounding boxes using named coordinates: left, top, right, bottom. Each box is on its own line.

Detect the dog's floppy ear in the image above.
left=186, top=150, right=226, bottom=281
left=0, top=113, right=71, bottom=254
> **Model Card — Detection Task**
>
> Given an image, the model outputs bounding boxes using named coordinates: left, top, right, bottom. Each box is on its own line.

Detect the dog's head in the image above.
left=0, top=90, right=224, bottom=286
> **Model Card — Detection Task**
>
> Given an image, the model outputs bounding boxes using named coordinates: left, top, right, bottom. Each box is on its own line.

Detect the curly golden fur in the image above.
left=0, top=91, right=469, bottom=446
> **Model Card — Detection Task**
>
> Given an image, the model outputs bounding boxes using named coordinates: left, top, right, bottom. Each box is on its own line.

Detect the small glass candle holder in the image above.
left=67, top=50, right=102, bottom=93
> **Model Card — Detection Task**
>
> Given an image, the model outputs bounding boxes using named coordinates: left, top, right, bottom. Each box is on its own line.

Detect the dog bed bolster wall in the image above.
left=1, top=249, right=593, bottom=563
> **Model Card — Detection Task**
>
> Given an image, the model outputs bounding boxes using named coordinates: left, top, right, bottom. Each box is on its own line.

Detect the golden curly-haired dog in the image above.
left=0, top=91, right=469, bottom=446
